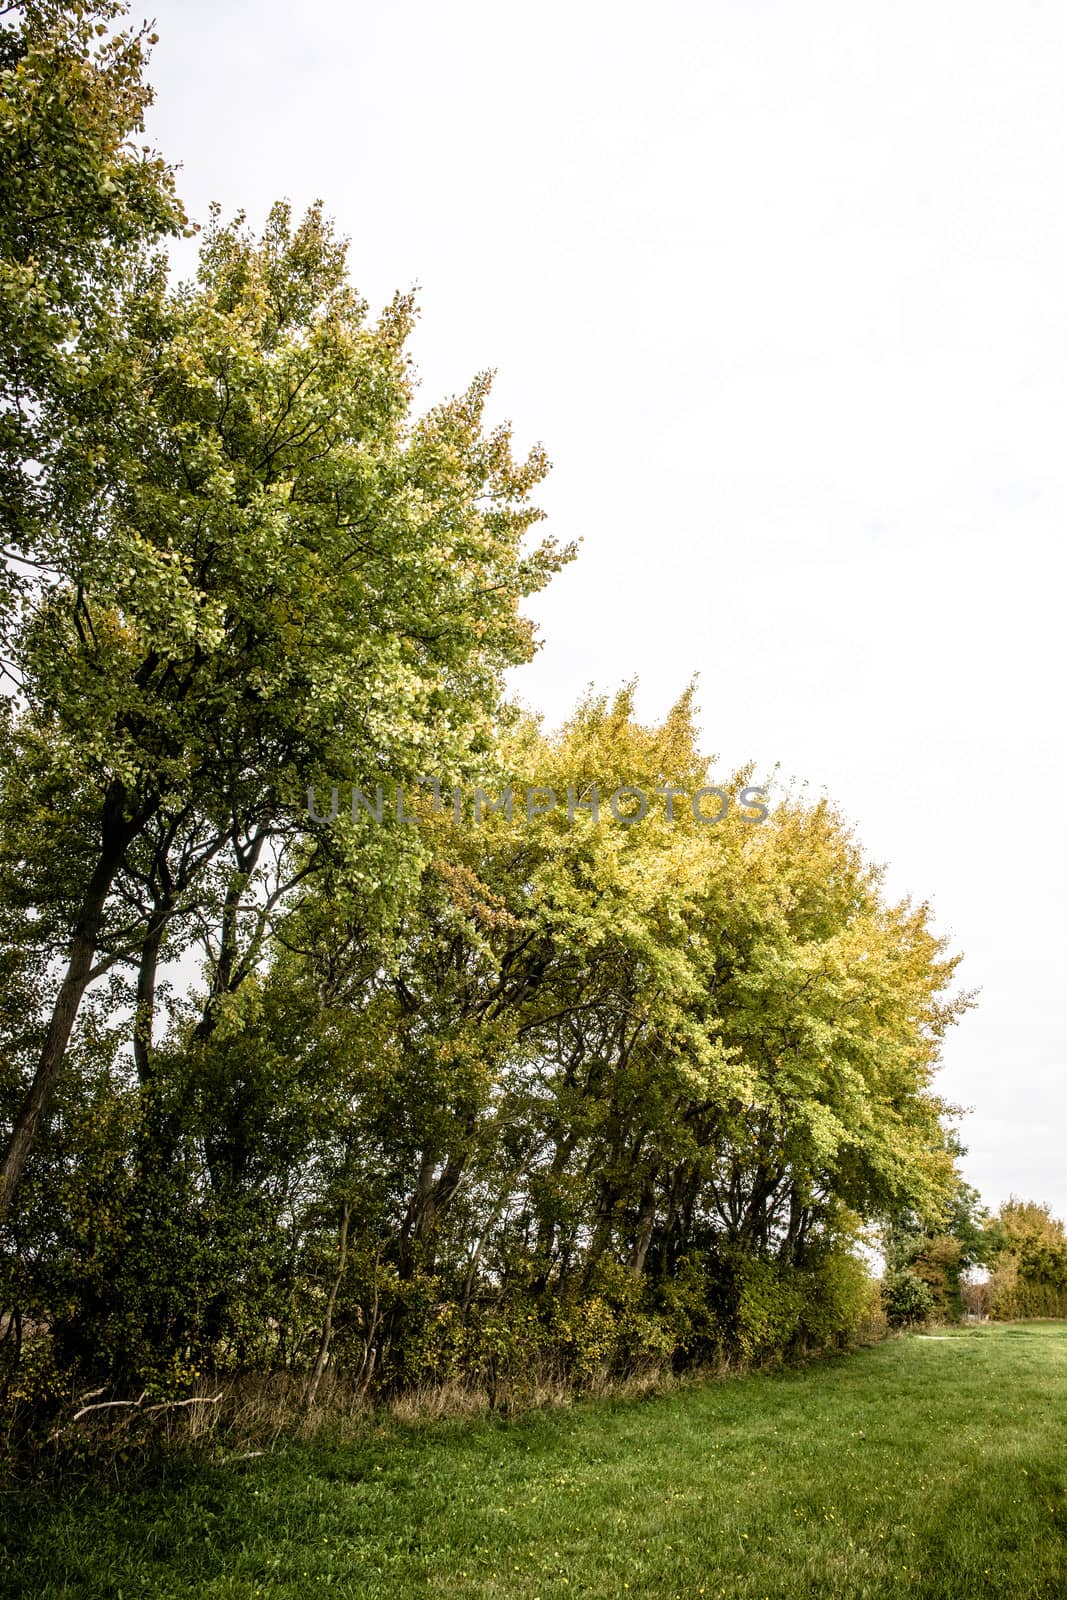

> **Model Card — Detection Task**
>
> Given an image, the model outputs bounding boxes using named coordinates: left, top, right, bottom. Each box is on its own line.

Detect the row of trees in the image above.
left=4, top=684, right=974, bottom=1399
left=0, top=2, right=993, bottom=1419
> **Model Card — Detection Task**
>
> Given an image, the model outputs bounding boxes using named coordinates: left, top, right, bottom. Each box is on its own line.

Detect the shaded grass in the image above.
left=2, top=1322, right=1065, bottom=1598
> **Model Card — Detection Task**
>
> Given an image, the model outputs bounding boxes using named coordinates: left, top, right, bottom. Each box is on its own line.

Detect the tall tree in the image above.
left=0, top=197, right=568, bottom=1221
left=1, top=0, right=183, bottom=629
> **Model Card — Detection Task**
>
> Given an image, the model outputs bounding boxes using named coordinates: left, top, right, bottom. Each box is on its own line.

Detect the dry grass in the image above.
left=3, top=1321, right=890, bottom=1480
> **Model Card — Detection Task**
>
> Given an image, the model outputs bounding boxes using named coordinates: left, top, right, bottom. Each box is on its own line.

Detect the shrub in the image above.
left=797, top=1249, right=876, bottom=1350
left=882, top=1268, right=934, bottom=1328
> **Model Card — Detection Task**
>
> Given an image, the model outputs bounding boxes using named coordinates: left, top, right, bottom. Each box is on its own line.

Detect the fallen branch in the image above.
left=143, top=1394, right=223, bottom=1416
left=72, top=1390, right=146, bottom=1423
left=49, top=1390, right=223, bottom=1441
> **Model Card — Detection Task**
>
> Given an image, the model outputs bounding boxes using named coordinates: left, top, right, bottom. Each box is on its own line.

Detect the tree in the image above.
left=986, top=1199, right=1067, bottom=1320
left=882, top=1268, right=934, bottom=1329
left=196, top=686, right=970, bottom=1386
left=1, top=0, right=184, bottom=625
left=882, top=1176, right=992, bottom=1322
left=0, top=196, right=569, bottom=1221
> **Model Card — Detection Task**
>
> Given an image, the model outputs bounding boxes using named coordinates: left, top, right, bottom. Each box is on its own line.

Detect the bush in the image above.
left=882, top=1269, right=935, bottom=1328
left=797, top=1249, right=876, bottom=1350
left=910, top=1234, right=965, bottom=1322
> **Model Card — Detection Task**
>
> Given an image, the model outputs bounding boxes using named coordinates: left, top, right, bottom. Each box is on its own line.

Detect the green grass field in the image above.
left=3, top=1323, right=1065, bottom=1599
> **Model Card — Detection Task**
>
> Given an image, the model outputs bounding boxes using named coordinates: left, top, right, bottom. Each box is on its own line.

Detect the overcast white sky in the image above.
left=144, top=0, right=1066, bottom=1223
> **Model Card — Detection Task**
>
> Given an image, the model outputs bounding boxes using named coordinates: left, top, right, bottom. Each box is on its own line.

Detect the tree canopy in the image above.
left=0, top=2, right=979, bottom=1416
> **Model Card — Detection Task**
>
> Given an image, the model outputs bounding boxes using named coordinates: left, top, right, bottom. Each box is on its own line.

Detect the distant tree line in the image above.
left=882, top=1195, right=1067, bottom=1329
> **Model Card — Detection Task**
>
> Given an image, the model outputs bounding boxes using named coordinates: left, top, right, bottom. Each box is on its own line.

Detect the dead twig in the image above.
left=49, top=1390, right=223, bottom=1441
left=71, top=1391, right=147, bottom=1423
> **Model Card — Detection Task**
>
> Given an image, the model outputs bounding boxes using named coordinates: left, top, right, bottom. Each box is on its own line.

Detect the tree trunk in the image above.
left=627, top=1177, right=657, bottom=1277
left=133, top=913, right=167, bottom=1083
left=0, top=797, right=134, bottom=1224
left=397, top=1146, right=470, bottom=1279
left=306, top=1203, right=352, bottom=1409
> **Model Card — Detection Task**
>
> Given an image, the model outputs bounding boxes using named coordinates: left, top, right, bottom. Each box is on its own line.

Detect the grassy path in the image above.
left=3, top=1323, right=1065, bottom=1599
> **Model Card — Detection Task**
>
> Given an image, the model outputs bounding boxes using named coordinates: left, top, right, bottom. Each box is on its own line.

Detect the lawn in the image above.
left=2, top=1323, right=1065, bottom=1599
